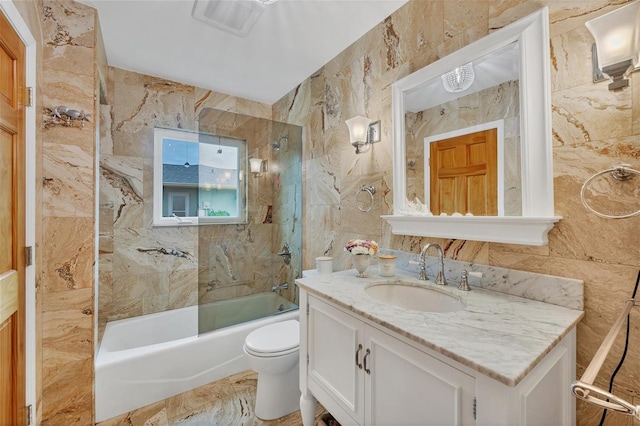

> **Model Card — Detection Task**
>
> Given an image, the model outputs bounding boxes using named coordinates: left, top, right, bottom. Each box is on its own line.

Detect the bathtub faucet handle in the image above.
left=277, top=243, right=292, bottom=265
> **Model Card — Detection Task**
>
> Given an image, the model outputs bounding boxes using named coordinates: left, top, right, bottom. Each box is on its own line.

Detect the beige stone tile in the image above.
left=101, top=155, right=144, bottom=229
left=490, top=242, right=550, bottom=256
left=168, top=268, right=199, bottom=309
left=42, top=142, right=94, bottom=218
left=143, top=294, right=169, bottom=315
left=550, top=25, right=594, bottom=93
left=111, top=71, right=195, bottom=159
left=551, top=139, right=640, bottom=266
left=305, top=152, right=342, bottom=207
left=112, top=227, right=197, bottom=278
left=42, top=70, right=95, bottom=136
left=547, top=1, right=629, bottom=39
left=303, top=205, right=340, bottom=269
left=112, top=271, right=169, bottom=301
left=444, top=1, right=489, bottom=39
left=42, top=217, right=94, bottom=292
left=339, top=172, right=383, bottom=236
left=165, top=376, right=234, bottom=421
left=105, top=298, right=143, bottom=322
left=553, top=82, right=633, bottom=146
left=41, top=357, right=93, bottom=425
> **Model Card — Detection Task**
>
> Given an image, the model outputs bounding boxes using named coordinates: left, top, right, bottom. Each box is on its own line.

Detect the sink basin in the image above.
left=365, top=283, right=466, bottom=313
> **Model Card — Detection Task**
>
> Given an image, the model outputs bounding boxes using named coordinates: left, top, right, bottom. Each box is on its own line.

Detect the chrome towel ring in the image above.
left=356, top=185, right=375, bottom=212
left=580, top=164, right=640, bottom=219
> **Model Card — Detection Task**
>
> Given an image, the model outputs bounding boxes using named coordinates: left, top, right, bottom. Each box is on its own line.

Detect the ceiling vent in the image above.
left=192, top=0, right=266, bottom=37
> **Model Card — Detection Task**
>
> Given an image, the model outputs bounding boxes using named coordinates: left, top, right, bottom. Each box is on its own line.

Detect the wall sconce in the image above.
left=345, top=116, right=381, bottom=154
left=249, top=157, right=267, bottom=178
left=586, top=1, right=640, bottom=91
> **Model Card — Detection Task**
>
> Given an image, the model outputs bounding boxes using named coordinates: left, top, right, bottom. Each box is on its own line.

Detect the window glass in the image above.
left=153, top=128, right=247, bottom=225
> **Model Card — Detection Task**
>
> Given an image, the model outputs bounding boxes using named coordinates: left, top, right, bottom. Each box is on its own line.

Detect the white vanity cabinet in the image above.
left=302, top=295, right=475, bottom=425
left=299, top=289, right=577, bottom=426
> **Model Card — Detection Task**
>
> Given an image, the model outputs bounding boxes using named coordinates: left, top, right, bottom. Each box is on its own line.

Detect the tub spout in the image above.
left=272, top=283, right=289, bottom=292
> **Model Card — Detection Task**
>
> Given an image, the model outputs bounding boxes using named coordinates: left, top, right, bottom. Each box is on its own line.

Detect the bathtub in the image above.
left=95, top=292, right=299, bottom=422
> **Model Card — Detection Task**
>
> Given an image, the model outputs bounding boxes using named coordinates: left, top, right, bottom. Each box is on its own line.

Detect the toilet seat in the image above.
left=244, top=320, right=299, bottom=357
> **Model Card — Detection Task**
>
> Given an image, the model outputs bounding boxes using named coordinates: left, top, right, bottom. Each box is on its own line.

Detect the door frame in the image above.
left=0, top=2, right=36, bottom=423
left=424, top=119, right=505, bottom=216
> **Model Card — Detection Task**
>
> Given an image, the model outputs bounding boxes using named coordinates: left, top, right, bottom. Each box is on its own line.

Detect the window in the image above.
left=167, top=192, right=189, bottom=217
left=153, top=127, right=248, bottom=226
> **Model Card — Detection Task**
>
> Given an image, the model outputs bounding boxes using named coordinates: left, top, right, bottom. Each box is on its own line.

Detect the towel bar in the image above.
left=571, top=298, right=639, bottom=420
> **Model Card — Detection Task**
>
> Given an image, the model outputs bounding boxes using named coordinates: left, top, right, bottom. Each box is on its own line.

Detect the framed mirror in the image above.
left=153, top=127, right=248, bottom=226
left=383, top=7, right=561, bottom=246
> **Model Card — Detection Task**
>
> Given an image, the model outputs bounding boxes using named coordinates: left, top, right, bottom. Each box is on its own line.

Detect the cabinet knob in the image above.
left=356, top=344, right=363, bottom=369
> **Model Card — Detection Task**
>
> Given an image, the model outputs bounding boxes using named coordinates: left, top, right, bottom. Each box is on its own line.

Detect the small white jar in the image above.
left=378, top=254, right=396, bottom=277
left=315, top=256, right=333, bottom=275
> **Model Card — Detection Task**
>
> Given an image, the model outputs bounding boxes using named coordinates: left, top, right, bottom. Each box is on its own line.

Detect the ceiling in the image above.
left=79, top=0, right=408, bottom=105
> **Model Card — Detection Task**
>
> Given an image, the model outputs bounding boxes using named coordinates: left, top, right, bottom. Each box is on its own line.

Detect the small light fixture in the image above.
left=249, top=157, right=267, bottom=178
left=441, top=62, right=475, bottom=93
left=345, top=116, right=381, bottom=154
left=586, top=1, right=640, bottom=91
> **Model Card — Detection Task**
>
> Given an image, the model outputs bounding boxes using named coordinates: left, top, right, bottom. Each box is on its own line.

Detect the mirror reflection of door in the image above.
left=429, top=129, right=497, bottom=216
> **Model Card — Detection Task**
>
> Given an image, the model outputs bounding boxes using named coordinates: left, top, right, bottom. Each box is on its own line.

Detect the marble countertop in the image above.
left=296, top=268, right=584, bottom=387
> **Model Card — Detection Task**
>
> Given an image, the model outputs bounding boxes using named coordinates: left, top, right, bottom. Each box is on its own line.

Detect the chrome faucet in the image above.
left=271, top=282, right=289, bottom=292
left=418, top=243, right=447, bottom=285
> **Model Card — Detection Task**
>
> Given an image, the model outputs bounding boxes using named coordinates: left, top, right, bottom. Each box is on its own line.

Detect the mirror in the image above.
left=153, top=127, right=248, bottom=226
left=383, top=7, right=561, bottom=246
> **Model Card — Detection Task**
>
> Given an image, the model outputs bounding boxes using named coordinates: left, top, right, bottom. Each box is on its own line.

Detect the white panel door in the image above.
left=307, top=297, right=365, bottom=424
left=365, top=326, right=476, bottom=426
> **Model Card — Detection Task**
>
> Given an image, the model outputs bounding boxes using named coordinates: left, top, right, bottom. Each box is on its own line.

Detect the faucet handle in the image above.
left=458, top=270, right=471, bottom=291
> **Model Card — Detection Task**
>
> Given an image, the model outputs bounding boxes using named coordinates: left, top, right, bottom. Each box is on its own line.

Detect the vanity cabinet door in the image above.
left=307, top=296, right=365, bottom=424
left=365, top=326, right=476, bottom=425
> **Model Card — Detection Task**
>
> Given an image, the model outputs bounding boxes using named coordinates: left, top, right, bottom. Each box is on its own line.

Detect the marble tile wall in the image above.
left=98, top=70, right=303, bottom=336
left=39, top=1, right=98, bottom=423
left=272, top=1, right=640, bottom=425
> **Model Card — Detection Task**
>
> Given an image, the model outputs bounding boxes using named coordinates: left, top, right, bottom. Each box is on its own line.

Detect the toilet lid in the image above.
left=245, top=320, right=299, bottom=354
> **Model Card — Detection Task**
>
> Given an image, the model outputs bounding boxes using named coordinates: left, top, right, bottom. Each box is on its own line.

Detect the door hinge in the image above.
left=26, top=404, right=32, bottom=425
left=25, top=87, right=33, bottom=107
left=473, top=397, right=477, bottom=420
left=25, top=246, right=33, bottom=267
left=306, top=304, right=309, bottom=316
left=306, top=353, right=309, bottom=365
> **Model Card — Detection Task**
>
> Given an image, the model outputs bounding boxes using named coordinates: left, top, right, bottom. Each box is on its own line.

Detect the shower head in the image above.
left=271, top=136, right=288, bottom=151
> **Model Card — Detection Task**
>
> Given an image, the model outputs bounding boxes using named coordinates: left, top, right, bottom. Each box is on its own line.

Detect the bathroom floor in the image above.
left=96, top=370, right=327, bottom=426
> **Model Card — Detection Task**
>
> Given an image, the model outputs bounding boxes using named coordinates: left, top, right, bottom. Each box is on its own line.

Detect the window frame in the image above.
left=153, top=127, right=248, bottom=226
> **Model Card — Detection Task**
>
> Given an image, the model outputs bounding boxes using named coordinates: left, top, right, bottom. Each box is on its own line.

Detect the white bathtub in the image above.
left=95, top=292, right=299, bottom=422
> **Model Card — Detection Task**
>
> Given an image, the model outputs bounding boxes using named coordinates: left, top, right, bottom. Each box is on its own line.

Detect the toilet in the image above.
left=243, top=319, right=301, bottom=420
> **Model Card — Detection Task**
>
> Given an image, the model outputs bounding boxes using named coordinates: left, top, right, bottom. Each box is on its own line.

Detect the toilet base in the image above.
left=254, top=361, right=301, bottom=420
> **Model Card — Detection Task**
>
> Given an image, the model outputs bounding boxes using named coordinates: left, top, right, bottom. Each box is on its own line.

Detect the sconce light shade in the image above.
left=441, top=62, right=475, bottom=93
left=249, top=157, right=265, bottom=177
left=346, top=115, right=371, bottom=146
left=345, top=116, right=380, bottom=154
left=586, top=1, right=640, bottom=90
